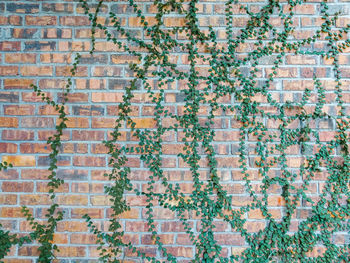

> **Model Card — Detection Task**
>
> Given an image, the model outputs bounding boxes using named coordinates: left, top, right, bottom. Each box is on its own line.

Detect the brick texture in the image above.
left=0, top=0, right=350, bottom=262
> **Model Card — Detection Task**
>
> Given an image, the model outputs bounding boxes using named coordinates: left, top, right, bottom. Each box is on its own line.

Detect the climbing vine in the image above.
left=1, top=0, right=350, bottom=262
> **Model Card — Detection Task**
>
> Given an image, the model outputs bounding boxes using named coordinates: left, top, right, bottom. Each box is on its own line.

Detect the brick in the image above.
left=286, top=55, right=317, bottom=65
left=0, top=170, right=19, bottom=180
left=128, top=118, right=157, bottom=129
left=93, top=66, right=123, bottom=77
left=24, top=41, right=56, bottom=51
left=71, top=208, right=104, bottom=219
left=91, top=92, right=123, bottom=102
left=21, top=66, right=53, bottom=76
left=2, top=130, right=34, bottom=141
left=3, top=79, right=34, bottom=89
left=36, top=182, right=68, bottom=193
left=21, top=169, right=50, bottom=180
left=57, top=195, right=88, bottom=206
left=73, top=156, right=105, bottom=167
left=0, top=117, right=18, bottom=127
left=38, top=130, right=70, bottom=141
left=1, top=156, right=35, bottom=167
left=61, top=143, right=88, bottom=154
left=55, top=246, right=86, bottom=257
left=0, top=143, right=17, bottom=153
left=111, top=54, right=140, bottom=64
left=38, top=156, right=70, bottom=166
left=20, top=143, right=51, bottom=154
left=58, top=92, right=88, bottom=103
left=42, top=3, right=74, bottom=13
left=42, top=28, right=72, bottom=39
left=0, top=41, right=20, bottom=51
left=0, top=92, right=19, bottom=102
left=164, top=247, right=193, bottom=258
left=59, top=16, right=90, bottom=26
left=5, top=54, right=36, bottom=64
left=76, top=79, right=106, bottom=90
left=6, top=3, right=39, bottom=13
left=141, top=234, right=174, bottom=245
left=11, top=28, right=38, bottom=39
left=56, top=66, right=88, bottom=77
left=20, top=194, right=51, bottom=205
left=25, top=16, right=57, bottom=26
left=40, top=53, right=71, bottom=63
left=0, top=194, right=17, bottom=205
left=71, top=234, right=97, bottom=244
left=0, top=66, right=18, bottom=76
left=91, top=118, right=116, bottom=128
left=57, top=221, right=88, bottom=232
left=64, top=117, right=89, bottom=128
left=1, top=207, right=31, bottom=218
left=72, top=130, right=104, bottom=141
left=22, top=92, right=52, bottom=102
left=21, top=117, right=54, bottom=128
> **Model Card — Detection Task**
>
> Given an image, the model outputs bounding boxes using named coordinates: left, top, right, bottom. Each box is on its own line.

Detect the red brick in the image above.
left=73, top=156, right=105, bottom=167
left=38, top=130, right=70, bottom=141
left=22, top=92, right=52, bottom=102
left=56, top=66, right=88, bottom=77
left=0, top=66, right=18, bottom=76
left=20, top=143, right=51, bottom=154
left=0, top=170, right=19, bottom=180
left=21, top=169, right=50, bottom=180
left=0, top=143, right=17, bottom=153
left=3, top=79, right=34, bottom=90
left=2, top=130, right=34, bottom=140
left=58, top=92, right=88, bottom=103
left=21, top=117, right=54, bottom=128
left=71, top=208, right=104, bottom=219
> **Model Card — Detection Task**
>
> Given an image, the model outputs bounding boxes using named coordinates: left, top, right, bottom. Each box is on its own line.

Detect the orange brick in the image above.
left=21, top=66, right=53, bottom=76
left=128, top=118, right=157, bottom=129
left=2, top=155, right=35, bottom=166
left=57, top=195, right=88, bottom=206
left=91, top=92, right=123, bottom=102
left=0, top=117, right=18, bottom=127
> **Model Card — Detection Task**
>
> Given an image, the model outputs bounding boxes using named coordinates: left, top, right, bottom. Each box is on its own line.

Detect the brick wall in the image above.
left=0, top=0, right=349, bottom=262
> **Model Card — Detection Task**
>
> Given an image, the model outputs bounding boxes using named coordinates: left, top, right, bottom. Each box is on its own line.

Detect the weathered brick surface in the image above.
left=0, top=0, right=349, bottom=262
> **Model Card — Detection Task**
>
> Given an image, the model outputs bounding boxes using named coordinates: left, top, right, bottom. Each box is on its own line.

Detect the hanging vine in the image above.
left=1, top=0, right=350, bottom=262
